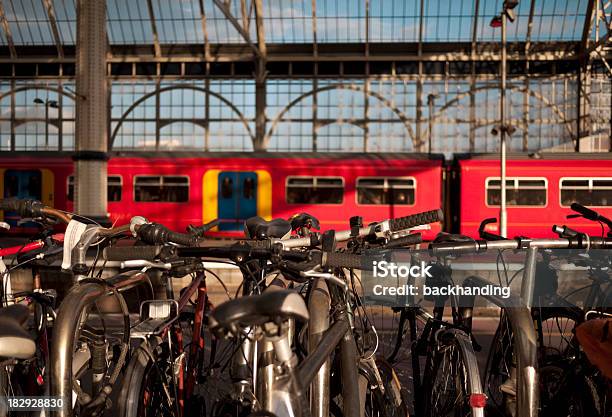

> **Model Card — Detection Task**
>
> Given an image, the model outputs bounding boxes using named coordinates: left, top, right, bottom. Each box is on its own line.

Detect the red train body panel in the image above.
left=2, top=152, right=611, bottom=240
left=0, top=153, right=444, bottom=239
left=457, top=154, right=612, bottom=238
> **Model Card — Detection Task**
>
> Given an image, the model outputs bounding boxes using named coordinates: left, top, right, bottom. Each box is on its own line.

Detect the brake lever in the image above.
left=120, top=260, right=172, bottom=271
left=300, top=270, right=348, bottom=292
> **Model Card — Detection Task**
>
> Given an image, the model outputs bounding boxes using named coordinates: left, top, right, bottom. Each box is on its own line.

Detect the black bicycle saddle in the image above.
left=289, top=213, right=320, bottom=231
left=208, top=289, right=309, bottom=336
left=244, top=216, right=291, bottom=239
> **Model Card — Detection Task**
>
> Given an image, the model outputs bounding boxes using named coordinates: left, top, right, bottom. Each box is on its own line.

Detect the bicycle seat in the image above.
left=0, top=304, right=30, bottom=324
left=289, top=213, right=320, bottom=231
left=0, top=305, right=35, bottom=359
left=244, top=216, right=291, bottom=239
left=209, top=290, right=309, bottom=336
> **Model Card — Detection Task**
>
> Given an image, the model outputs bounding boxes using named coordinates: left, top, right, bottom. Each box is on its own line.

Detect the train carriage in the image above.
left=456, top=153, right=612, bottom=238
left=0, top=152, right=445, bottom=239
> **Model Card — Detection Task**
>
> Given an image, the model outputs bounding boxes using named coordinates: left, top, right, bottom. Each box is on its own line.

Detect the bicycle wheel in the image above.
left=118, top=338, right=181, bottom=417
left=485, top=306, right=582, bottom=417
left=423, top=329, right=484, bottom=417
left=360, top=359, right=407, bottom=417
left=539, top=361, right=601, bottom=417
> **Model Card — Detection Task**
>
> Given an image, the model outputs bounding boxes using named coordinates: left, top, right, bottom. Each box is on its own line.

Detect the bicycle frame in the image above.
left=260, top=287, right=358, bottom=417
left=51, top=270, right=154, bottom=417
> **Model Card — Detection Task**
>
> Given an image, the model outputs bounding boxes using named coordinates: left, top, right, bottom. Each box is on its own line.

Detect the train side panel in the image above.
left=459, top=158, right=612, bottom=238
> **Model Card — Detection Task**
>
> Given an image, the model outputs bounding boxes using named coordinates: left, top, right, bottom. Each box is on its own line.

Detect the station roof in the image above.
left=0, top=0, right=600, bottom=59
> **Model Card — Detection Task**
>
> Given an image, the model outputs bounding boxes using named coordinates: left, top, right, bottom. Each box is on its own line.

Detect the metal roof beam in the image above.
left=581, top=0, right=596, bottom=53
left=42, top=0, right=64, bottom=58
left=253, top=0, right=266, bottom=58
left=0, top=0, right=16, bottom=58
left=213, top=0, right=261, bottom=58
left=198, top=0, right=210, bottom=61
left=312, top=0, right=317, bottom=57
left=525, top=0, right=536, bottom=52
left=471, top=0, right=479, bottom=54
left=145, top=0, right=161, bottom=57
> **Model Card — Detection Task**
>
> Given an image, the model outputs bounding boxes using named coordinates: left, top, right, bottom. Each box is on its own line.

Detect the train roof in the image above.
left=1, top=151, right=446, bottom=161
left=455, top=152, right=612, bottom=161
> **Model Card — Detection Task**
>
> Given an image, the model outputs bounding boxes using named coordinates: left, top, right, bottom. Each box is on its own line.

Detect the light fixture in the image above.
left=49, top=100, right=59, bottom=108
left=33, top=98, right=44, bottom=104
left=503, top=0, right=519, bottom=23
left=489, top=15, right=503, bottom=28
left=503, top=0, right=519, bottom=10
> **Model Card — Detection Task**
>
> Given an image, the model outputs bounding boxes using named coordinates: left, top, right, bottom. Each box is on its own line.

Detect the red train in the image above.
left=454, top=153, right=612, bottom=238
left=0, top=152, right=610, bottom=239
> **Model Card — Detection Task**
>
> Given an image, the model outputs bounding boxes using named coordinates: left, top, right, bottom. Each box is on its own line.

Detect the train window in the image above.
left=286, top=177, right=344, bottom=204
left=560, top=178, right=612, bottom=207
left=486, top=177, right=547, bottom=207
left=67, top=175, right=122, bottom=202
left=243, top=177, right=255, bottom=200
left=134, top=176, right=189, bottom=202
left=356, top=177, right=415, bottom=205
left=221, top=177, right=233, bottom=198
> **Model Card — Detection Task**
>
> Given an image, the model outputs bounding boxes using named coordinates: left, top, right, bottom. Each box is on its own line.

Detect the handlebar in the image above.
left=429, top=236, right=612, bottom=256
left=570, top=202, right=612, bottom=233
left=136, top=223, right=196, bottom=246
left=103, top=245, right=164, bottom=262
left=388, top=209, right=444, bottom=233
left=0, top=198, right=72, bottom=224
left=334, top=208, right=443, bottom=241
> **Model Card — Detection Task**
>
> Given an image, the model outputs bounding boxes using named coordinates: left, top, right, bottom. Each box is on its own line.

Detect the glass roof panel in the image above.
left=316, top=0, right=366, bottom=43
left=0, top=0, right=592, bottom=47
left=369, top=0, right=419, bottom=42
left=530, top=0, right=587, bottom=41
left=5, top=0, right=55, bottom=45
left=203, top=0, right=249, bottom=44
left=422, top=0, right=475, bottom=42
left=152, top=0, right=203, bottom=44
left=264, top=0, right=313, bottom=43
left=477, top=0, right=587, bottom=42
left=107, top=0, right=154, bottom=44
left=53, top=0, right=76, bottom=45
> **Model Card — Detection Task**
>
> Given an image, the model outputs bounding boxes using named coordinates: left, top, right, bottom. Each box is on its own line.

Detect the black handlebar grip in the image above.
left=388, top=208, right=443, bottom=233
left=324, top=252, right=363, bottom=269
left=429, top=241, right=479, bottom=256
left=0, top=198, right=45, bottom=218
left=570, top=203, right=600, bottom=221
left=166, top=230, right=196, bottom=246
left=137, top=223, right=196, bottom=246
left=385, top=233, right=423, bottom=248
left=103, top=245, right=162, bottom=261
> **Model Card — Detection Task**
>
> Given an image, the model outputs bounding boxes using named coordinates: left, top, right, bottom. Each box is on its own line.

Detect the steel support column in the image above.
left=74, top=0, right=108, bottom=219
left=253, top=0, right=267, bottom=151
left=577, top=63, right=592, bottom=151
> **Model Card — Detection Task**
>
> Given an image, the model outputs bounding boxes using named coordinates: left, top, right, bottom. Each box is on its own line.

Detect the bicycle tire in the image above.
left=118, top=338, right=183, bottom=417
left=423, top=328, right=485, bottom=417
left=360, top=359, right=408, bottom=417
left=484, top=306, right=583, bottom=417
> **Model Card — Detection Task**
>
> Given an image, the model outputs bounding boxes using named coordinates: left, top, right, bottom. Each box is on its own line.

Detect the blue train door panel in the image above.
left=3, top=170, right=42, bottom=226
left=218, top=171, right=258, bottom=231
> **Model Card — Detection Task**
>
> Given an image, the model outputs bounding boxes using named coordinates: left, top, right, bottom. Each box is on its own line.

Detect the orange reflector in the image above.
left=469, top=393, right=487, bottom=408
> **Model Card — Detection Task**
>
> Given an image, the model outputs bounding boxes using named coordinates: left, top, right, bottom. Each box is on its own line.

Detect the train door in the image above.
left=218, top=171, right=258, bottom=231
left=2, top=170, right=42, bottom=226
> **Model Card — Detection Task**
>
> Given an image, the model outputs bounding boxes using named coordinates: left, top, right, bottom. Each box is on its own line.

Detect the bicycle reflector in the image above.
left=469, top=393, right=487, bottom=408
